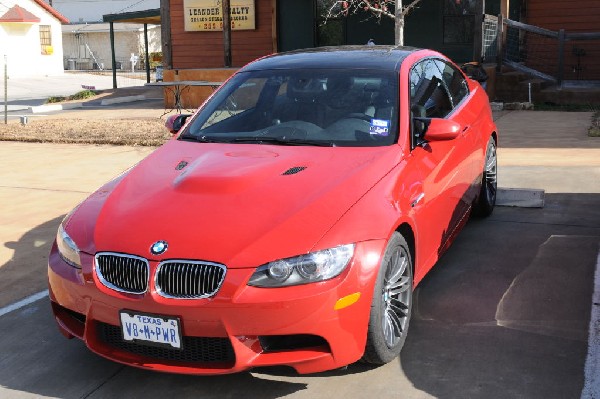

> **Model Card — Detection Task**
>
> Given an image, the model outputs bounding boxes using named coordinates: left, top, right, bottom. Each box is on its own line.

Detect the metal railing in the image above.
left=496, top=15, right=600, bottom=85
left=482, top=14, right=499, bottom=62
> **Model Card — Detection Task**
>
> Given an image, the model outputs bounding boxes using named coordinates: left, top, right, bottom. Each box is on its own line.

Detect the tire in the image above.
left=473, top=136, right=497, bottom=217
left=362, top=232, right=413, bottom=364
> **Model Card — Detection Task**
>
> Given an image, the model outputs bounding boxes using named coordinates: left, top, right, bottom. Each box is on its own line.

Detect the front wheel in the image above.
left=473, top=136, right=497, bottom=217
left=362, top=233, right=413, bottom=364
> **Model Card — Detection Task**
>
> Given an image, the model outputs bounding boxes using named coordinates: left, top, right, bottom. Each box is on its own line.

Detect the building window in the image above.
left=443, top=0, right=476, bottom=44
left=39, top=25, right=53, bottom=55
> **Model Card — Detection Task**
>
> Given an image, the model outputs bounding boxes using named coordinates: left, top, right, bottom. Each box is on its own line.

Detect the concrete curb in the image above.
left=29, top=102, right=83, bottom=114
left=27, top=95, right=149, bottom=113
left=497, top=187, right=545, bottom=208
left=6, top=105, right=30, bottom=112
left=100, top=95, right=146, bottom=106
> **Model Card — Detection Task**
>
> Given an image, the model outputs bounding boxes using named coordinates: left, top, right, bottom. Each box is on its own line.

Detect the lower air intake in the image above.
left=97, top=323, right=235, bottom=364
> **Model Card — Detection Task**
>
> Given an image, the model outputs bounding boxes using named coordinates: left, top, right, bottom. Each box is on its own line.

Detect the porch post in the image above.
left=222, top=0, right=232, bottom=67
left=160, top=0, right=172, bottom=69
left=496, top=14, right=503, bottom=73
left=557, top=29, right=565, bottom=87
left=110, top=21, right=117, bottom=89
left=144, top=24, right=150, bottom=83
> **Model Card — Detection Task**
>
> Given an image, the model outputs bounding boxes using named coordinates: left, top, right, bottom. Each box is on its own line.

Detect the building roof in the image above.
left=103, top=8, right=160, bottom=25
left=63, top=22, right=159, bottom=34
left=32, top=0, right=69, bottom=24
left=0, top=1, right=69, bottom=24
left=0, top=5, right=40, bottom=23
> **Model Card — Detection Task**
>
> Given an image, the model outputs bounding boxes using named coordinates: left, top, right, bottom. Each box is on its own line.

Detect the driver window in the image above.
left=410, top=59, right=453, bottom=119
left=409, top=59, right=454, bottom=149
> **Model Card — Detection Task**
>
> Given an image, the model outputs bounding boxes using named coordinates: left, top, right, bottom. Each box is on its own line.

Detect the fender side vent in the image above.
left=282, top=166, right=307, bottom=175
left=175, top=160, right=189, bottom=170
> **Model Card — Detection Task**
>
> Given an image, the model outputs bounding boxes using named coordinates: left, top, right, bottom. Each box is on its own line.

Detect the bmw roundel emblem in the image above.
left=150, top=240, right=168, bottom=255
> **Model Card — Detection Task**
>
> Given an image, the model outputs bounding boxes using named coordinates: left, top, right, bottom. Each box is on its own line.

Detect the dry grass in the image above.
left=0, top=118, right=171, bottom=146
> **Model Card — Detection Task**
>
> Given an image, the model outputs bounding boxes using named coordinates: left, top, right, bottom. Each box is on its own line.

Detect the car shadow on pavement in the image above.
left=1, top=193, right=598, bottom=398
left=0, top=215, right=64, bottom=309
left=399, top=193, right=600, bottom=399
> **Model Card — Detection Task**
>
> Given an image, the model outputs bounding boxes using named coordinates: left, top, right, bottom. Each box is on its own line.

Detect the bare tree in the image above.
left=321, top=0, right=424, bottom=46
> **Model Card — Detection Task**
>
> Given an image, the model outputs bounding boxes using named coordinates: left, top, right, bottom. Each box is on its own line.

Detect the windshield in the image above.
left=181, top=69, right=399, bottom=147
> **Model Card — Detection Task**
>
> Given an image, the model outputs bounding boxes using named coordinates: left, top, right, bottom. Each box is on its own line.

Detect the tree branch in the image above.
left=362, top=0, right=396, bottom=19
left=398, top=0, right=423, bottom=17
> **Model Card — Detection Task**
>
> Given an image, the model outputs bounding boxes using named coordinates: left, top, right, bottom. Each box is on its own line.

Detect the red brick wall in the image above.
left=169, top=0, right=275, bottom=69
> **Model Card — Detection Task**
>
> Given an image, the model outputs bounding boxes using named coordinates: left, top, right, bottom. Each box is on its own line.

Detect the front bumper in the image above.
left=48, top=240, right=386, bottom=374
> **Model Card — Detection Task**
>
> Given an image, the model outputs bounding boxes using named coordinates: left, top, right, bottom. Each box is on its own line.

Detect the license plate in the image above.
left=119, top=311, right=182, bottom=349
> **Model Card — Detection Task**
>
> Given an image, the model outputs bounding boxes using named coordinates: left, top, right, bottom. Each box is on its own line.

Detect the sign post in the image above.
left=3, top=55, right=7, bottom=125
left=222, top=0, right=232, bottom=67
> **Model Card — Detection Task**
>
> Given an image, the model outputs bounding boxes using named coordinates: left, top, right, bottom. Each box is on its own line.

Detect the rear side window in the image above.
left=435, top=60, right=469, bottom=107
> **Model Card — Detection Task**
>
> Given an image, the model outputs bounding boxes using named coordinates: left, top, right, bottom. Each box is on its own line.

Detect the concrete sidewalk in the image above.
left=495, top=111, right=600, bottom=193
left=0, top=73, right=153, bottom=107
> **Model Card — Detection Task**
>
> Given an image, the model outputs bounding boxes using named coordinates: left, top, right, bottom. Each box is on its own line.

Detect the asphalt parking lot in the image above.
left=0, top=109, right=598, bottom=398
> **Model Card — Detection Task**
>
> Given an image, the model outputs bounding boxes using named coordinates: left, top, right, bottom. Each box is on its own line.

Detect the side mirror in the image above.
left=165, top=114, right=192, bottom=134
left=461, top=62, right=488, bottom=83
left=414, top=117, right=462, bottom=142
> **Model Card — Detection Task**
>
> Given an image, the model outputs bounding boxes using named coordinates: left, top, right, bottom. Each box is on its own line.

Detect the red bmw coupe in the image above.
left=48, top=46, right=498, bottom=375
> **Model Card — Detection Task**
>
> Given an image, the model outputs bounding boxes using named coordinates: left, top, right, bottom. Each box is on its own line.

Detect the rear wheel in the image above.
left=474, top=136, right=497, bottom=217
left=363, top=233, right=413, bottom=364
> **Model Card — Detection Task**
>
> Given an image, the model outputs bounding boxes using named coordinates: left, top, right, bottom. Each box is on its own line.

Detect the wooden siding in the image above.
left=525, top=0, right=600, bottom=80
left=169, top=0, right=274, bottom=69
left=527, top=0, right=600, bottom=31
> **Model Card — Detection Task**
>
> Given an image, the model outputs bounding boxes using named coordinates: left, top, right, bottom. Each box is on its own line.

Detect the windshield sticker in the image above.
left=370, top=119, right=390, bottom=136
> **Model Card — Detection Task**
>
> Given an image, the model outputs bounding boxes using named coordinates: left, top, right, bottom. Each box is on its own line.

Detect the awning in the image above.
left=102, top=9, right=160, bottom=25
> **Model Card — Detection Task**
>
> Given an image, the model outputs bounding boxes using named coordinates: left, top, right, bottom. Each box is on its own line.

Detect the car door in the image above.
left=404, top=58, right=471, bottom=278
left=435, top=59, right=482, bottom=207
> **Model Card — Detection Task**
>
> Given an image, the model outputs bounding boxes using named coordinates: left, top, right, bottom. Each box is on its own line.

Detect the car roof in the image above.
left=242, top=45, right=422, bottom=73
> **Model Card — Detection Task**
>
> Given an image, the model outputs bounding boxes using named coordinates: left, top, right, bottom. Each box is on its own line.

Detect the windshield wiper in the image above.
left=179, top=134, right=231, bottom=143
left=230, top=136, right=334, bottom=147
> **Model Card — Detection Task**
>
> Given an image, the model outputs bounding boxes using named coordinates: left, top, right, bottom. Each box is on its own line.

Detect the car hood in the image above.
left=71, top=139, right=402, bottom=268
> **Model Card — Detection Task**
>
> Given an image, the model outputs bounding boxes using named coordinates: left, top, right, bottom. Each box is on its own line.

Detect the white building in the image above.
left=52, top=0, right=159, bottom=24
left=62, top=22, right=161, bottom=71
left=0, top=0, right=69, bottom=77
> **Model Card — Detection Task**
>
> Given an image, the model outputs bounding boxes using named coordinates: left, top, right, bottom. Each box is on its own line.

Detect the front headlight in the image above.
left=56, top=224, right=81, bottom=268
left=247, top=244, right=354, bottom=287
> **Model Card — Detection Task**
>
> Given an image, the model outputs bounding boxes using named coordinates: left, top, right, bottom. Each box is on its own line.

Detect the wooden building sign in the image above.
left=184, top=0, right=255, bottom=31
